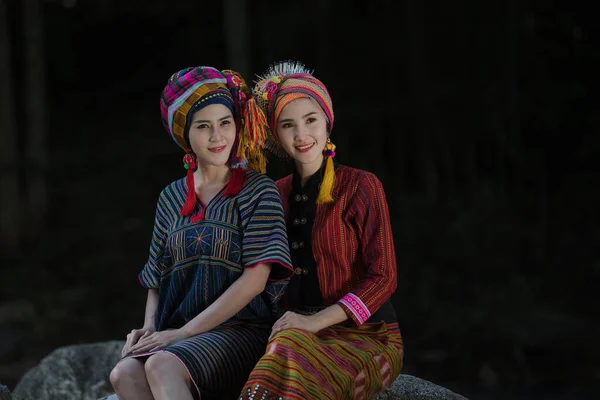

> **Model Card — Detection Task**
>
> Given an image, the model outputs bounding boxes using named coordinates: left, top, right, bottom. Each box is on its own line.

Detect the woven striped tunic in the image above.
left=240, top=164, right=404, bottom=400
left=135, top=169, right=293, bottom=399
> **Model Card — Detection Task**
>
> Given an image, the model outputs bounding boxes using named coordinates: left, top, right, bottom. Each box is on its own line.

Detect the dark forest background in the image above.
left=1, top=0, right=598, bottom=399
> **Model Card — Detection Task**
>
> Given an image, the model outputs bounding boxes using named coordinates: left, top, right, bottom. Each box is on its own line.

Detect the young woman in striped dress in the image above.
left=239, top=61, right=404, bottom=400
left=109, top=66, right=293, bottom=400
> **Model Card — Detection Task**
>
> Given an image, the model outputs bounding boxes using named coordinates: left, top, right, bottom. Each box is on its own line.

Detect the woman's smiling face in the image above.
left=187, top=103, right=236, bottom=167
left=276, top=97, right=328, bottom=170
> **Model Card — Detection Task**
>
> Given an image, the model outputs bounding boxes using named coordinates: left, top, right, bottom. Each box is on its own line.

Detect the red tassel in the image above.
left=224, top=167, right=247, bottom=197
left=180, top=156, right=197, bottom=217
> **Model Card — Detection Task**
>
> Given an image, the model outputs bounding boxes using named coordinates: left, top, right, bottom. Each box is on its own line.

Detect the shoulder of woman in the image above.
left=157, top=177, right=187, bottom=201
left=244, top=168, right=275, bottom=185
left=240, top=169, right=280, bottom=197
left=336, top=166, right=383, bottom=192
left=275, top=173, right=293, bottom=192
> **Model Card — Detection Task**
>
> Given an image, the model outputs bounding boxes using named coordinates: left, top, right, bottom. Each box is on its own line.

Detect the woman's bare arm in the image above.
left=122, top=289, right=159, bottom=356
left=182, top=263, right=271, bottom=336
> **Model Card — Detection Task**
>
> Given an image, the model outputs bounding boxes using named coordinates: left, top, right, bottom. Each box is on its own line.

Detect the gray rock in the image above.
left=0, top=391, right=14, bottom=400
left=97, top=375, right=468, bottom=400
left=96, top=395, right=118, bottom=400
left=376, top=374, right=469, bottom=400
left=0, top=384, right=24, bottom=400
left=13, top=341, right=124, bottom=400
left=12, top=341, right=468, bottom=400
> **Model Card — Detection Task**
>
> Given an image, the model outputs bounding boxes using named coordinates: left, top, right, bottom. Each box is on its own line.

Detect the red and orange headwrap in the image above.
left=247, top=61, right=336, bottom=204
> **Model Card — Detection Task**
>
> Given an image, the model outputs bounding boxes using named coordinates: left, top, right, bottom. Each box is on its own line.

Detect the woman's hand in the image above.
left=269, top=311, right=321, bottom=339
left=129, top=329, right=188, bottom=354
left=122, top=326, right=156, bottom=357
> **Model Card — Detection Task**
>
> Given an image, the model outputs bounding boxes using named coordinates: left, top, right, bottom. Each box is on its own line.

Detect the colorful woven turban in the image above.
left=246, top=61, right=337, bottom=204
left=160, top=67, right=242, bottom=154
left=159, top=66, right=266, bottom=218
left=250, top=62, right=334, bottom=153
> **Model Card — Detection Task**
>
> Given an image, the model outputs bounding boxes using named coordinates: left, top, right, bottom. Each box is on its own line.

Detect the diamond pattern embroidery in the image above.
left=187, top=226, right=213, bottom=256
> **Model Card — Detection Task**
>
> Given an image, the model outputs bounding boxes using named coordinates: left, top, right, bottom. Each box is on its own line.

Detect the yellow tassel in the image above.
left=247, top=148, right=267, bottom=174
left=246, top=99, right=269, bottom=143
left=317, top=155, right=335, bottom=204
left=241, top=97, right=270, bottom=173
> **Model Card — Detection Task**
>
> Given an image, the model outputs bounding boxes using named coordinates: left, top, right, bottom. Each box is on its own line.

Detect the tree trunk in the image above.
left=314, top=0, right=330, bottom=75
left=23, top=0, right=48, bottom=232
left=255, top=0, right=275, bottom=70
left=504, top=0, right=520, bottom=190
left=404, top=0, right=439, bottom=199
left=222, top=0, right=249, bottom=79
left=364, top=0, right=386, bottom=184
left=0, top=0, right=21, bottom=249
left=375, top=0, right=405, bottom=192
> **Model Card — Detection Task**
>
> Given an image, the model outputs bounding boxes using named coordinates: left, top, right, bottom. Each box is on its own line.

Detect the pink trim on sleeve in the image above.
left=338, top=293, right=371, bottom=325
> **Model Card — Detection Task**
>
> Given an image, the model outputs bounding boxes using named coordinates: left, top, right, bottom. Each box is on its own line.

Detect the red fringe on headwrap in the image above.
left=180, top=159, right=197, bottom=217
left=224, top=167, right=246, bottom=197
left=242, top=97, right=269, bottom=173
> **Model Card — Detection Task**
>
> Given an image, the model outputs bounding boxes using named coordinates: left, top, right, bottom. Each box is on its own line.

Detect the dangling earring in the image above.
left=180, top=152, right=198, bottom=217
left=183, top=153, right=197, bottom=171
left=323, top=137, right=336, bottom=158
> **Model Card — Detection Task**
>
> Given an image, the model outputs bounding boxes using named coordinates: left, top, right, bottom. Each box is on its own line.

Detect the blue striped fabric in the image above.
left=165, top=320, right=271, bottom=399
left=135, top=169, right=293, bottom=397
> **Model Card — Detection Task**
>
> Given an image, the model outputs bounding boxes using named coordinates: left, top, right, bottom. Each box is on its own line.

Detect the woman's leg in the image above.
left=109, top=357, right=153, bottom=400
left=145, top=352, right=194, bottom=400
left=161, top=322, right=271, bottom=399
left=240, top=324, right=404, bottom=400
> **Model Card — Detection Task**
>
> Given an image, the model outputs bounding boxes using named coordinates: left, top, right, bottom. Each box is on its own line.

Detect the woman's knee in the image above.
left=145, top=352, right=189, bottom=385
left=110, top=358, right=145, bottom=389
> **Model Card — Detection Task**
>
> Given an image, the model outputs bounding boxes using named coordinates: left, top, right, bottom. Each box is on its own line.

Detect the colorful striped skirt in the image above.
left=239, top=322, right=403, bottom=400
left=128, top=321, right=271, bottom=400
